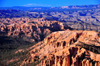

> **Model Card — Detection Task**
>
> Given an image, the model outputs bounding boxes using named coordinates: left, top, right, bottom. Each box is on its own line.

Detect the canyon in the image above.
left=1, top=4, right=100, bottom=66
left=20, top=30, right=100, bottom=66
left=0, top=18, right=70, bottom=42
left=0, top=18, right=100, bottom=66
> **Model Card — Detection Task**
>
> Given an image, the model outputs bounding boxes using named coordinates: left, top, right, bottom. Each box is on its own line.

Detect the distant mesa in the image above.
left=61, top=6, right=69, bottom=8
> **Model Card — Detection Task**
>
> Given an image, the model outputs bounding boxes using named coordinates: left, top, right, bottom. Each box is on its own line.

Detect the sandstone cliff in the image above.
left=0, top=18, right=70, bottom=42
left=21, top=30, right=100, bottom=66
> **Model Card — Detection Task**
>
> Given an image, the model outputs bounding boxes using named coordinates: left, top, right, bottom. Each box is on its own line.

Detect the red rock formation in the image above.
left=20, top=30, right=100, bottom=66
left=0, top=18, right=70, bottom=42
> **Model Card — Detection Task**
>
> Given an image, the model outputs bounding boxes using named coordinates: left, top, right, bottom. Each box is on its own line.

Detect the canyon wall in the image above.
left=21, top=30, right=100, bottom=66
left=0, top=18, right=70, bottom=42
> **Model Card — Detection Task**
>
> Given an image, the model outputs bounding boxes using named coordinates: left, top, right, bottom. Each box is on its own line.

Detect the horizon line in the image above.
left=0, top=4, right=100, bottom=8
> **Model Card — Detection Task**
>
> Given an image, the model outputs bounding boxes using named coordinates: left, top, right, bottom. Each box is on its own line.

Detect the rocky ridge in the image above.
left=0, top=18, right=70, bottom=42
left=21, top=30, right=100, bottom=66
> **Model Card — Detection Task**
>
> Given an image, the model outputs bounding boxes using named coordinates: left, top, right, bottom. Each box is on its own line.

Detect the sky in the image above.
left=0, top=0, right=100, bottom=7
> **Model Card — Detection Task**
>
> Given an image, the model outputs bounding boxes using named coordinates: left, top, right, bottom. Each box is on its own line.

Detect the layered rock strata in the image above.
left=21, top=30, right=100, bottom=66
left=0, top=18, right=70, bottom=42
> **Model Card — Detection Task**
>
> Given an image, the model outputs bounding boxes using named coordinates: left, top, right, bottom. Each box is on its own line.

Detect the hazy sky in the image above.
left=0, top=0, right=100, bottom=7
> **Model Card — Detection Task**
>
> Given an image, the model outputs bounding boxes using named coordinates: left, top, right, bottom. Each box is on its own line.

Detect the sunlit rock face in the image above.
left=0, top=18, right=70, bottom=42
left=20, top=30, right=100, bottom=66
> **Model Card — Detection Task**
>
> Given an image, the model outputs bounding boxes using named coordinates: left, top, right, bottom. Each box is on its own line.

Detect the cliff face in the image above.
left=21, top=30, right=100, bottom=66
left=0, top=18, right=70, bottom=42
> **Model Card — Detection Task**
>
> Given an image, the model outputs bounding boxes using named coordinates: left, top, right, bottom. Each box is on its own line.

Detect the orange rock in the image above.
left=0, top=18, right=69, bottom=42
left=22, top=30, right=100, bottom=66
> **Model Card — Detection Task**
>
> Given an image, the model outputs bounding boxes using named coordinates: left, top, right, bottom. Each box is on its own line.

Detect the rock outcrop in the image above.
left=0, top=18, right=70, bottom=42
left=21, top=30, right=100, bottom=66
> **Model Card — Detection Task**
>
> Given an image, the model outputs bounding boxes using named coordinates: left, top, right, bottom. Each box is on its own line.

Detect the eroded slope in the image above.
left=21, top=30, right=100, bottom=66
left=0, top=18, right=70, bottom=42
